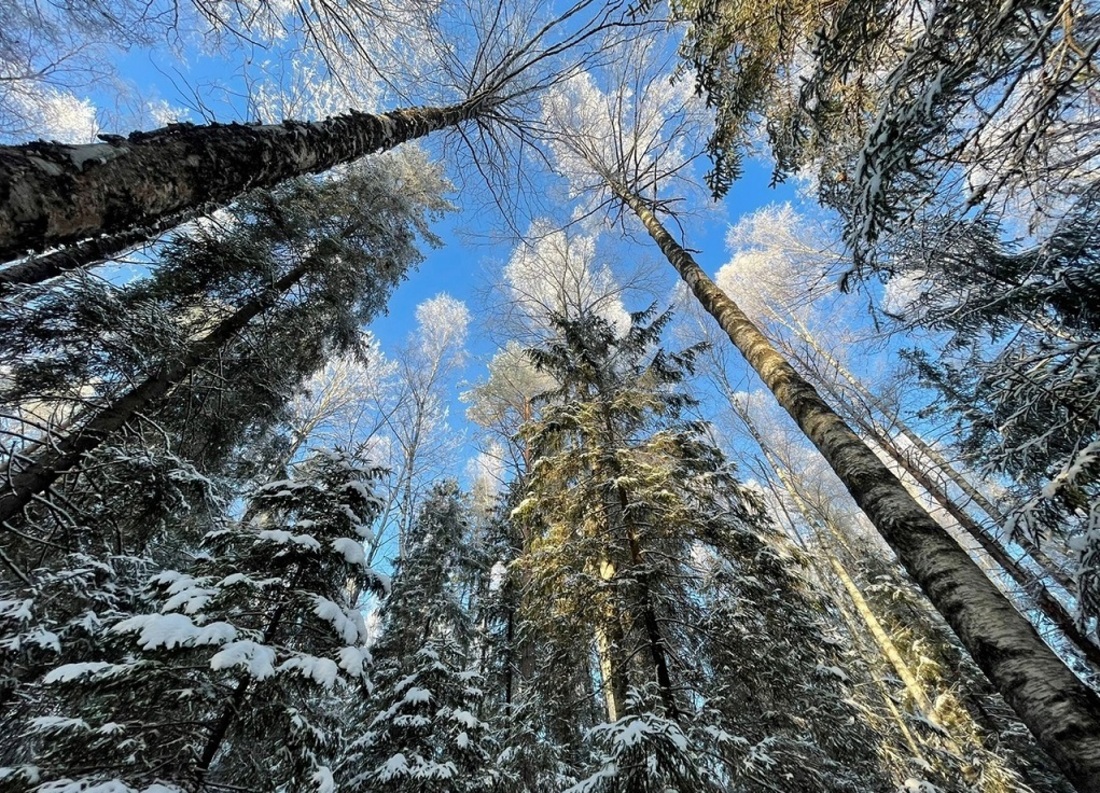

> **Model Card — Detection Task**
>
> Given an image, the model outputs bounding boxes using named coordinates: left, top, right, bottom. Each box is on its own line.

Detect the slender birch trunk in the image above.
left=594, top=575, right=630, bottom=722
left=737, top=407, right=938, bottom=717
left=611, top=184, right=1100, bottom=793
left=758, top=454, right=933, bottom=770
left=0, top=99, right=490, bottom=264
left=0, top=261, right=309, bottom=528
left=789, top=321, right=1075, bottom=592
left=833, top=594, right=931, bottom=766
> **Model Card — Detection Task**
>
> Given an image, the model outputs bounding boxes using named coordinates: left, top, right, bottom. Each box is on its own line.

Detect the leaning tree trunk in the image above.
left=611, top=184, right=1100, bottom=793
left=0, top=98, right=492, bottom=264
left=756, top=433, right=937, bottom=717
left=826, top=381, right=1100, bottom=671
left=735, top=403, right=937, bottom=718
left=789, top=321, right=1076, bottom=592
left=794, top=343, right=1100, bottom=669
left=759, top=455, right=936, bottom=768
left=0, top=206, right=202, bottom=289
left=0, top=261, right=309, bottom=529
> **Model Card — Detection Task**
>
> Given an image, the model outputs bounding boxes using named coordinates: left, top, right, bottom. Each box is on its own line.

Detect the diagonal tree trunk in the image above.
left=787, top=318, right=1076, bottom=592
left=0, top=207, right=202, bottom=290
left=735, top=402, right=938, bottom=718
left=0, top=98, right=492, bottom=264
left=755, top=442, right=938, bottom=772
left=785, top=334, right=1100, bottom=668
left=610, top=183, right=1100, bottom=793
left=0, top=261, right=310, bottom=529
left=817, top=373, right=1100, bottom=671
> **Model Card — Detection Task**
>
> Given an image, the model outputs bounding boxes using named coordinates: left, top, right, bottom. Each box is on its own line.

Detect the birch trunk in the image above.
left=0, top=208, right=200, bottom=289
left=790, top=323, right=1075, bottom=592
left=737, top=407, right=938, bottom=717
left=756, top=446, right=934, bottom=770
left=0, top=262, right=309, bottom=528
left=613, top=185, right=1100, bottom=793
left=798, top=346, right=1099, bottom=666
left=594, top=574, right=630, bottom=722
left=864, top=418, right=1100, bottom=671
left=0, top=99, right=489, bottom=263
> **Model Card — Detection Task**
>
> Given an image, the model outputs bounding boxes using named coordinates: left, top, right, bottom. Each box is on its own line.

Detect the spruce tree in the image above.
left=342, top=483, right=499, bottom=792
left=0, top=148, right=451, bottom=558
left=2, top=449, right=386, bottom=792
left=511, top=307, right=889, bottom=791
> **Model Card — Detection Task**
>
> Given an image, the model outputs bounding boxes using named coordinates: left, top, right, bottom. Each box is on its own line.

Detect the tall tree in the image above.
left=512, top=307, right=889, bottom=791
left=0, top=0, right=635, bottom=272
left=734, top=394, right=1074, bottom=792
left=5, top=449, right=386, bottom=792
left=710, top=205, right=1097, bottom=665
left=538, top=42, right=1100, bottom=790
left=0, top=101, right=484, bottom=271
left=674, top=0, right=1100, bottom=629
left=341, top=483, right=499, bottom=791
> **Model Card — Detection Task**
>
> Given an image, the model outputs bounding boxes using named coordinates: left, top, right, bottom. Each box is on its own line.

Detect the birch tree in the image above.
left=0, top=0, right=634, bottom=277
left=674, top=0, right=1100, bottom=624
left=733, top=390, right=1082, bottom=791
left=714, top=202, right=1100, bottom=666
left=375, top=294, right=470, bottom=554
left=537, top=36, right=1100, bottom=791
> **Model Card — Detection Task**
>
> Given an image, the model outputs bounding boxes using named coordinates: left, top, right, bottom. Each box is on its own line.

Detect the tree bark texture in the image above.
left=870, top=423, right=1100, bottom=672
left=804, top=358, right=1099, bottom=668
left=614, top=186, right=1100, bottom=793
left=794, top=328, right=1076, bottom=593
left=0, top=262, right=308, bottom=529
left=0, top=207, right=201, bottom=289
left=0, top=100, right=487, bottom=262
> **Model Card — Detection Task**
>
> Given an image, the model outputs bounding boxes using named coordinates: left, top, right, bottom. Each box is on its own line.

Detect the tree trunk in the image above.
left=616, top=485, right=678, bottom=718
left=756, top=448, right=934, bottom=771
left=859, top=413, right=1100, bottom=672
left=795, top=345, right=1100, bottom=668
left=0, top=99, right=490, bottom=263
left=0, top=207, right=200, bottom=290
left=613, top=184, right=1100, bottom=793
left=0, top=262, right=309, bottom=528
left=594, top=584, right=629, bottom=722
left=789, top=322, right=1075, bottom=592
left=194, top=578, right=295, bottom=787
left=736, top=405, right=938, bottom=717
left=834, top=594, right=931, bottom=766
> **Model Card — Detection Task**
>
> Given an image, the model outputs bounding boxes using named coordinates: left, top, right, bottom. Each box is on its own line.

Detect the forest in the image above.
left=1, top=0, right=1099, bottom=791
